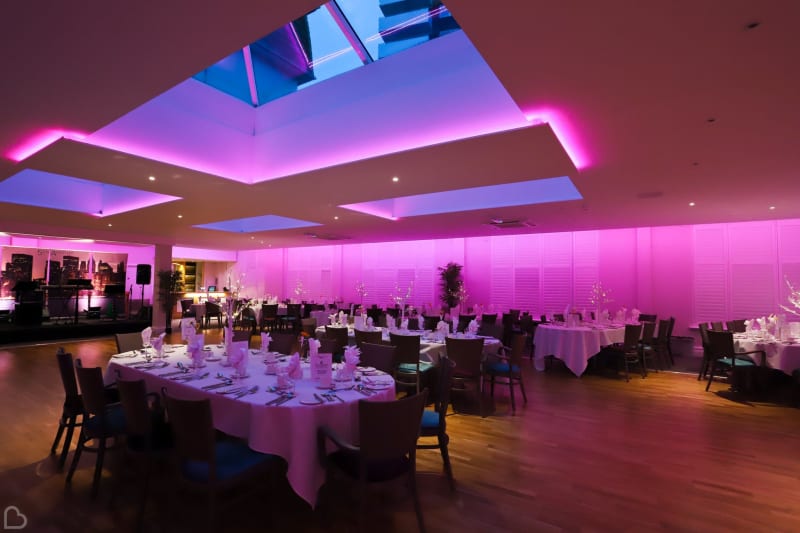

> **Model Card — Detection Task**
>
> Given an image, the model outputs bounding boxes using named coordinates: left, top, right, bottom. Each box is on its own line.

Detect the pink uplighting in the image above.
left=6, top=129, right=87, bottom=162
left=524, top=108, right=590, bottom=170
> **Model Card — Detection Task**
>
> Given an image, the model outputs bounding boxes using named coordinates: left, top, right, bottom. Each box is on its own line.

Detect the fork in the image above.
left=234, top=386, right=259, bottom=399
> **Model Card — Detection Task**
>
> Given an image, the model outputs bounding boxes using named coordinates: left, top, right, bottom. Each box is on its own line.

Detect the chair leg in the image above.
left=59, top=417, right=78, bottom=468
left=92, top=439, right=106, bottom=499
left=622, top=357, right=630, bottom=382
left=490, top=374, right=495, bottom=397
left=705, top=361, right=716, bottom=391
left=518, top=374, right=528, bottom=404
left=438, top=436, right=455, bottom=491
left=66, top=431, right=85, bottom=485
left=409, top=469, right=426, bottom=533
left=51, top=417, right=66, bottom=455
left=508, top=377, right=516, bottom=413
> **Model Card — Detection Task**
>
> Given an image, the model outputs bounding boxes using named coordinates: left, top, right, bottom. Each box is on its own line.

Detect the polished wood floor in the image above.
left=1, top=332, right=799, bottom=532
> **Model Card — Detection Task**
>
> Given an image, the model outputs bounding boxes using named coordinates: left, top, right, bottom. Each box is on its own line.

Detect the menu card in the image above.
left=311, top=352, right=332, bottom=387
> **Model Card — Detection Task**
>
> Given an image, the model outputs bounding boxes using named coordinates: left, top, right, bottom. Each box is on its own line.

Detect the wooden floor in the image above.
left=1, top=332, right=799, bottom=532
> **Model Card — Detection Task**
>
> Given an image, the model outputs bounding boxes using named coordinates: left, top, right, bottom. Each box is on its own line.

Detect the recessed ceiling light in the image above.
left=689, top=202, right=696, bottom=207
left=107, top=223, right=113, bottom=227
left=769, top=206, right=776, bottom=210
left=250, top=236, right=255, bottom=239
left=260, top=240, right=264, bottom=244
left=148, top=176, right=156, bottom=181
left=392, top=176, right=399, bottom=182
left=177, top=214, right=183, bottom=218
left=334, top=216, right=339, bottom=220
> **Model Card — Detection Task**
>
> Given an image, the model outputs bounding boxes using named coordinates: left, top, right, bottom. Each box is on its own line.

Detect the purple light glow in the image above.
left=340, top=176, right=581, bottom=219
left=6, top=129, right=87, bottom=162
left=0, top=169, right=181, bottom=216
left=524, top=108, right=590, bottom=170
left=194, top=214, right=321, bottom=233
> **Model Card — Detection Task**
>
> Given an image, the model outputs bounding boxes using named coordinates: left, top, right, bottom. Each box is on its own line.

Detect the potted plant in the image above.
left=438, top=262, right=463, bottom=311
left=157, top=269, right=183, bottom=333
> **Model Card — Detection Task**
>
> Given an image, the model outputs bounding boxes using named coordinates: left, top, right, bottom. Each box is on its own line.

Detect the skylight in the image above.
left=194, top=214, right=321, bottom=233
left=193, top=0, right=461, bottom=107
left=0, top=170, right=181, bottom=217
left=339, top=177, right=583, bottom=220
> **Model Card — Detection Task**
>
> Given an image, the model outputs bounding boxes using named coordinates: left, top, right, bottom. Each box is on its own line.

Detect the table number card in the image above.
left=311, top=352, right=332, bottom=387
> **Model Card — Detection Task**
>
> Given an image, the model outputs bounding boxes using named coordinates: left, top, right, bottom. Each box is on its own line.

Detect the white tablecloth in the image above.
left=106, top=345, right=394, bottom=507
left=534, top=324, right=625, bottom=376
left=734, top=334, right=800, bottom=375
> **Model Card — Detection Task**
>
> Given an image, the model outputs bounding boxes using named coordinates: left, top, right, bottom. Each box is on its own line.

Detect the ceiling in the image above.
left=2, top=0, right=799, bottom=251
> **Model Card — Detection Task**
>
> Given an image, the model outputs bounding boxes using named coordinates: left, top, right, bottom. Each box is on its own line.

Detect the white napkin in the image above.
left=151, top=333, right=166, bottom=357
left=180, top=319, right=196, bottom=341
left=286, top=353, right=303, bottom=380
left=307, top=338, right=320, bottom=357
left=467, top=319, right=479, bottom=334
left=260, top=332, right=272, bottom=353
left=344, top=345, right=360, bottom=370
left=187, top=333, right=205, bottom=367
left=630, top=309, right=640, bottom=323
left=366, top=316, right=374, bottom=329
left=234, top=346, right=249, bottom=376
left=401, top=318, right=409, bottom=330
left=141, top=327, right=152, bottom=347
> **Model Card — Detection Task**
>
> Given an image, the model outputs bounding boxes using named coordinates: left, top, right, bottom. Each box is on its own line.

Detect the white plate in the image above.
left=300, top=398, right=323, bottom=405
left=358, top=366, right=375, bottom=373
left=365, top=382, right=392, bottom=390
left=205, top=356, right=221, bottom=362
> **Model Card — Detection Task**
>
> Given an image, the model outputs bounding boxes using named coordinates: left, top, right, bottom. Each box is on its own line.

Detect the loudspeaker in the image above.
left=136, top=264, right=152, bottom=285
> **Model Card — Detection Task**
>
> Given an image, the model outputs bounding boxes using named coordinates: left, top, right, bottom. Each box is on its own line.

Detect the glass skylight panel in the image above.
left=191, top=1, right=461, bottom=106
left=194, top=214, right=321, bottom=233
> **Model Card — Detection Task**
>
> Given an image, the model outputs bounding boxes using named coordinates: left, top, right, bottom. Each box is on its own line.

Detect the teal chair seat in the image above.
left=182, top=441, right=280, bottom=483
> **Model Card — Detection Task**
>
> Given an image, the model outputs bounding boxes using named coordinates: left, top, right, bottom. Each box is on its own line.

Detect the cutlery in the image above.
left=313, top=393, right=325, bottom=403
left=157, top=369, right=190, bottom=377
left=329, top=392, right=344, bottom=403
left=172, top=372, right=209, bottom=382
left=201, top=381, right=233, bottom=391
left=234, top=386, right=259, bottom=399
left=215, top=387, right=246, bottom=395
left=274, top=394, right=294, bottom=406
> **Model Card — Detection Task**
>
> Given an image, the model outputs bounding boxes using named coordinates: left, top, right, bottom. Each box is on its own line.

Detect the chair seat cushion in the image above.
left=84, top=404, right=126, bottom=437
left=420, top=409, right=440, bottom=430
left=182, top=441, right=278, bottom=483
left=719, top=357, right=756, bottom=367
left=397, top=361, right=434, bottom=373
left=328, top=450, right=411, bottom=482
left=485, top=361, right=519, bottom=374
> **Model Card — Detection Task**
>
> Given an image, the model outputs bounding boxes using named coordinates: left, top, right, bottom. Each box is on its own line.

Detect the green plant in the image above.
left=438, top=262, right=463, bottom=309
left=157, top=269, right=183, bottom=332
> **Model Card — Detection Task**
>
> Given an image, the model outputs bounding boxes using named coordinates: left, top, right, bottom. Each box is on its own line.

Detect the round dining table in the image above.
left=734, top=333, right=800, bottom=375
left=106, top=343, right=395, bottom=508
left=534, top=323, right=625, bottom=376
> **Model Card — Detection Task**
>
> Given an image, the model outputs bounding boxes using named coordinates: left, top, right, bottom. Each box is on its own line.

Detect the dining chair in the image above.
left=422, top=315, right=439, bottom=331
left=456, top=314, right=475, bottom=333
left=638, top=321, right=661, bottom=372
left=268, top=332, right=296, bottom=355
left=390, top=332, right=434, bottom=395
left=710, top=321, right=724, bottom=332
left=235, top=306, right=258, bottom=334
left=163, top=393, right=284, bottom=532
left=651, top=319, right=673, bottom=369
left=484, top=333, right=528, bottom=413
left=518, top=314, right=536, bottom=362
left=260, top=303, right=279, bottom=332
left=66, top=363, right=127, bottom=498
left=358, top=342, right=396, bottom=375
left=638, top=313, right=657, bottom=323
left=480, top=313, right=497, bottom=325
left=477, top=322, right=504, bottom=342
left=705, top=330, right=764, bottom=392
left=406, top=317, right=420, bottom=330
left=444, top=336, right=486, bottom=416
left=418, top=357, right=456, bottom=490
left=325, top=326, right=349, bottom=360
left=180, top=298, right=195, bottom=318
left=317, top=391, right=428, bottom=532
left=282, top=303, right=302, bottom=333
left=114, top=378, right=172, bottom=530
left=205, top=301, right=223, bottom=328
left=115, top=332, right=143, bottom=354
left=301, top=317, right=317, bottom=338
left=697, top=323, right=712, bottom=381
left=225, top=328, right=251, bottom=348
left=730, top=319, right=747, bottom=333
left=51, top=348, right=85, bottom=469
left=608, top=323, right=645, bottom=382
left=354, top=329, right=383, bottom=350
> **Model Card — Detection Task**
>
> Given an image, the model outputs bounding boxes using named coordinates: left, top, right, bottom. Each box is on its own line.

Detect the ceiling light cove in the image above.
left=194, top=214, right=321, bottom=233
left=340, top=176, right=581, bottom=220
left=5, top=129, right=87, bottom=162
left=0, top=169, right=182, bottom=217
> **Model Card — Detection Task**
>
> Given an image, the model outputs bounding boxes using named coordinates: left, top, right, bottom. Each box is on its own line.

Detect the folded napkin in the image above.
left=400, top=318, right=409, bottom=330
left=308, top=338, right=320, bottom=357
left=181, top=319, right=196, bottom=341
left=234, top=346, right=249, bottom=377
left=286, top=353, right=303, bottom=380
left=151, top=333, right=166, bottom=357
left=366, top=316, right=374, bottom=329
left=187, top=333, right=205, bottom=367
left=630, top=309, right=640, bottom=323
left=744, top=319, right=752, bottom=333
left=260, top=332, right=272, bottom=353
left=141, top=327, right=152, bottom=347
left=328, top=313, right=338, bottom=326
left=344, top=345, right=360, bottom=370
left=338, top=311, right=346, bottom=326
left=467, top=319, right=479, bottom=334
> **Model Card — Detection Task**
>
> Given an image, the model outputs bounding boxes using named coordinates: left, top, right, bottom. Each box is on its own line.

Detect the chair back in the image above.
left=518, top=314, right=535, bottom=334
left=553, top=313, right=565, bottom=322
left=445, top=337, right=484, bottom=378
left=359, top=391, right=427, bottom=462
left=406, top=317, right=419, bottom=331
left=698, top=322, right=710, bottom=349
left=639, top=314, right=657, bottom=323
left=74, top=364, right=110, bottom=418
left=621, top=324, right=643, bottom=353
left=359, top=342, right=396, bottom=374
left=710, top=321, right=724, bottom=332
left=301, top=317, right=317, bottom=337
left=286, top=303, right=301, bottom=318
left=507, top=333, right=526, bottom=368
left=434, top=357, right=455, bottom=429
left=422, top=315, right=439, bottom=331
left=655, top=319, right=670, bottom=344
left=730, top=319, right=746, bottom=333
left=115, top=332, right=142, bottom=354
left=389, top=333, right=421, bottom=366
left=56, top=348, right=81, bottom=407
left=180, top=299, right=194, bottom=316
left=480, top=314, right=497, bottom=325
left=268, top=332, right=296, bottom=355
left=706, top=330, right=735, bottom=360
left=354, top=329, right=382, bottom=349
left=230, top=329, right=251, bottom=345
left=262, top=304, right=278, bottom=318
left=640, top=321, right=656, bottom=345
left=163, top=394, right=216, bottom=468
left=325, top=326, right=349, bottom=353
left=456, top=315, right=475, bottom=333
left=116, top=379, right=152, bottom=438
left=478, top=323, right=503, bottom=341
